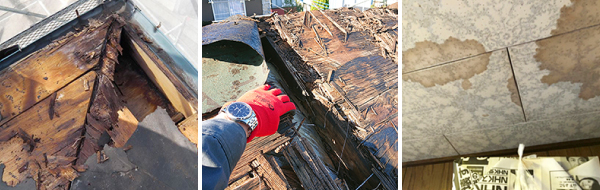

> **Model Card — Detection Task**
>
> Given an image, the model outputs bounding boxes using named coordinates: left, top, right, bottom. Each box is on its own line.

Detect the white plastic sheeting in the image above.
left=130, top=0, right=198, bottom=69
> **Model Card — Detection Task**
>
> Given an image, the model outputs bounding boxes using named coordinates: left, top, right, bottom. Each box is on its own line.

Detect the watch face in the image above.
left=227, top=102, right=252, bottom=119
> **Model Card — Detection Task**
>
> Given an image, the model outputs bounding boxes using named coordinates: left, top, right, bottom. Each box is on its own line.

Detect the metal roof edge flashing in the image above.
left=0, top=0, right=125, bottom=70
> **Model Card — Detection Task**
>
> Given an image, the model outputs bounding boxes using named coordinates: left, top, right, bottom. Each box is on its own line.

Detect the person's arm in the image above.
left=201, top=85, right=296, bottom=189
left=201, top=116, right=248, bottom=190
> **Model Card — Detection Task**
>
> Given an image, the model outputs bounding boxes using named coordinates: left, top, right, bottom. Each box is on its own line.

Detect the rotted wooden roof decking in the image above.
left=254, top=7, right=398, bottom=189
left=0, top=11, right=198, bottom=189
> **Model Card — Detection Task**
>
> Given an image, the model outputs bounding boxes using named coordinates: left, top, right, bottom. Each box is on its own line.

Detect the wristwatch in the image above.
left=221, top=102, right=258, bottom=135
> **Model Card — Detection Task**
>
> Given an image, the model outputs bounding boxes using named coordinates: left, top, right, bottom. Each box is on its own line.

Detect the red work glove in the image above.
left=236, top=84, right=296, bottom=142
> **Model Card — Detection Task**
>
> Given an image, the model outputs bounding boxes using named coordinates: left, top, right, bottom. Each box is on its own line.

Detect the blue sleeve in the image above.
left=201, top=118, right=247, bottom=190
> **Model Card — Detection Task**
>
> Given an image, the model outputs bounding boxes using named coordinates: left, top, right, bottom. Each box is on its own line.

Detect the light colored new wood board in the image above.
left=177, top=113, right=198, bottom=146
left=127, top=38, right=196, bottom=117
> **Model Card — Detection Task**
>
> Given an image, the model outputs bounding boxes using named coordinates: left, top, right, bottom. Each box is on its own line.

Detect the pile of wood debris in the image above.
left=0, top=9, right=197, bottom=190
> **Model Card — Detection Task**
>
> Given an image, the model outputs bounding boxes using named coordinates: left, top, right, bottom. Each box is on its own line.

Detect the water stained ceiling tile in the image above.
left=403, top=49, right=524, bottom=140
left=509, top=25, right=600, bottom=121
left=402, top=0, right=578, bottom=70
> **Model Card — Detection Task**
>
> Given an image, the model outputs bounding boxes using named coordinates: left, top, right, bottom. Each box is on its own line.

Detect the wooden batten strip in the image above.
left=123, top=32, right=196, bottom=118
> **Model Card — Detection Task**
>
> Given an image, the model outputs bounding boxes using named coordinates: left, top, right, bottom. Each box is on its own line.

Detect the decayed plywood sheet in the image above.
left=253, top=154, right=291, bottom=190
left=0, top=137, right=31, bottom=186
left=0, top=72, right=96, bottom=189
left=77, top=19, right=128, bottom=165
left=266, top=7, right=398, bottom=188
left=0, top=12, right=197, bottom=189
left=109, top=108, right=139, bottom=148
left=0, top=21, right=109, bottom=125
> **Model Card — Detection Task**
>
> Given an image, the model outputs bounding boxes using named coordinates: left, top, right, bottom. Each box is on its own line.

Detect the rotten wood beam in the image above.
left=265, top=37, right=309, bottom=96
left=319, top=10, right=348, bottom=42
left=372, top=166, right=397, bottom=190
left=309, top=11, right=334, bottom=37
left=250, top=155, right=292, bottom=190
left=303, top=11, right=311, bottom=27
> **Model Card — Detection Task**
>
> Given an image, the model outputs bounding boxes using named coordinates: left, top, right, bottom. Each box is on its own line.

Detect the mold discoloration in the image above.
left=536, top=0, right=600, bottom=100
left=552, top=0, right=600, bottom=35
left=402, top=51, right=491, bottom=90
left=231, top=68, right=240, bottom=75
left=402, top=37, right=487, bottom=73
left=507, top=75, right=522, bottom=107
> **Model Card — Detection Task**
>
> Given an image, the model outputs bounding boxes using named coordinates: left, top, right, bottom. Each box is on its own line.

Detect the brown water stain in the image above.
left=536, top=0, right=600, bottom=100
left=461, top=79, right=472, bottom=90
left=402, top=37, right=487, bottom=73
left=507, top=75, right=522, bottom=107
left=551, top=0, right=600, bottom=35
left=402, top=49, right=491, bottom=90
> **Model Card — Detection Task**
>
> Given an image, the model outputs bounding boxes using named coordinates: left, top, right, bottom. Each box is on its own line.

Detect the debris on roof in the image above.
left=258, top=7, right=398, bottom=189
left=204, top=6, right=397, bottom=189
left=0, top=1, right=198, bottom=189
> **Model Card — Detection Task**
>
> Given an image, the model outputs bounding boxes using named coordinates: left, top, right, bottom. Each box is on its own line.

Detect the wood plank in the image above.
left=264, top=8, right=398, bottom=189
left=402, top=167, right=413, bottom=190
left=547, top=148, right=569, bottom=156
left=441, top=162, right=454, bottom=190
left=125, top=36, right=196, bottom=117
left=282, top=137, right=344, bottom=190
left=114, top=54, right=180, bottom=122
left=253, top=155, right=291, bottom=190
left=409, top=166, right=424, bottom=189
left=177, top=113, right=198, bottom=146
left=530, top=151, right=549, bottom=156
left=590, top=145, right=600, bottom=155
left=0, top=21, right=109, bottom=126
left=265, top=155, right=290, bottom=187
left=78, top=74, right=123, bottom=165
left=309, top=11, right=333, bottom=37
left=426, top=163, right=446, bottom=190
left=402, top=167, right=406, bottom=186
left=0, top=71, right=96, bottom=189
left=108, top=107, right=138, bottom=148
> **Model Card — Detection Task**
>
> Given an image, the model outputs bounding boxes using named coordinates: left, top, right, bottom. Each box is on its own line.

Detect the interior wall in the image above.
left=402, top=0, right=600, bottom=162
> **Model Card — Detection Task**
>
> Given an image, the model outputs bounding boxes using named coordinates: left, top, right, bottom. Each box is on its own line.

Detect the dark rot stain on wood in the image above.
left=0, top=13, right=184, bottom=189
left=535, top=0, right=600, bottom=100
left=261, top=7, right=398, bottom=189
left=0, top=72, right=95, bottom=189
